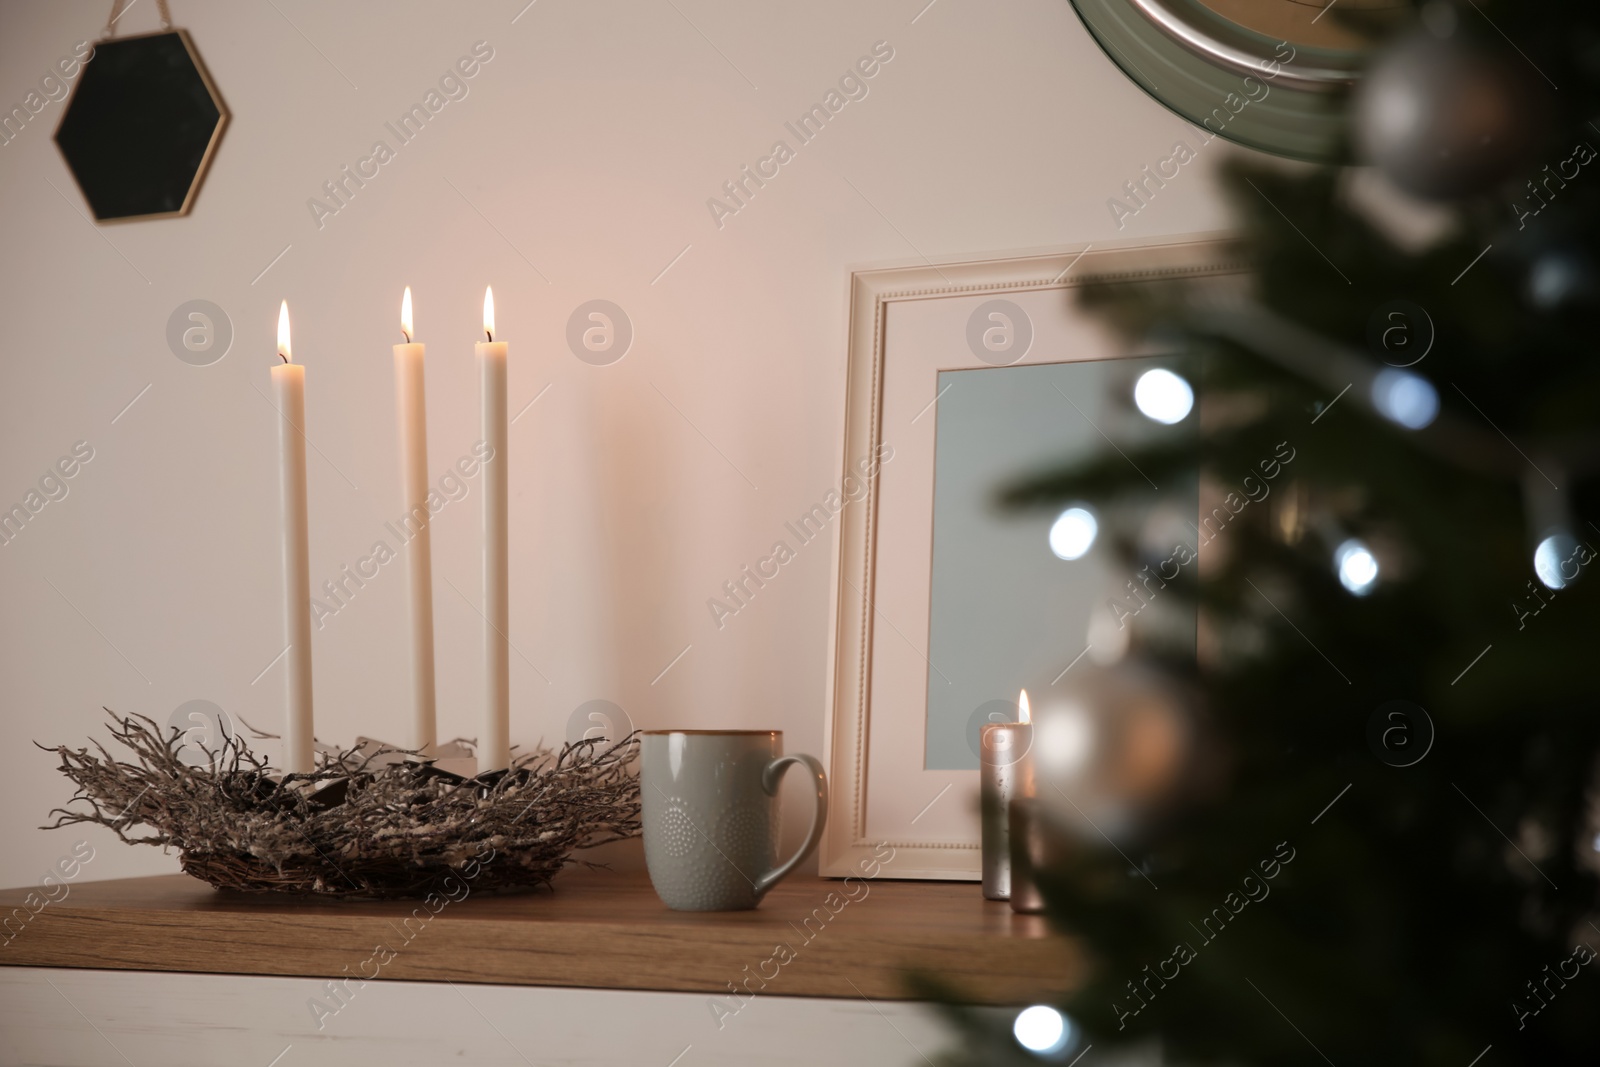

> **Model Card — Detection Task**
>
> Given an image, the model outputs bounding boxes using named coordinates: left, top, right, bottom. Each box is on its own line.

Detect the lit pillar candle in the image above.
left=980, top=689, right=1034, bottom=900
left=394, top=287, right=437, bottom=755
left=272, top=301, right=315, bottom=775
left=477, top=286, right=510, bottom=773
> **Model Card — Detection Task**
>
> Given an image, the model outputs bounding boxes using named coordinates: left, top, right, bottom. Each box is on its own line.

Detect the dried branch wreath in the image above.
left=44, top=711, right=641, bottom=899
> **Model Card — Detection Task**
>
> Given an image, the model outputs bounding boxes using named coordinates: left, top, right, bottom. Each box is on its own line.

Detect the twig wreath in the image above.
left=45, top=712, right=641, bottom=898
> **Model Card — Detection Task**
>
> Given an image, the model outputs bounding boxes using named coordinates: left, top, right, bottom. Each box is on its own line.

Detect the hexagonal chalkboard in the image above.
left=55, top=30, right=228, bottom=222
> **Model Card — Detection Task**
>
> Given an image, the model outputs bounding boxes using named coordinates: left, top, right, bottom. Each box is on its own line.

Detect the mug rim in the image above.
left=640, top=729, right=781, bottom=736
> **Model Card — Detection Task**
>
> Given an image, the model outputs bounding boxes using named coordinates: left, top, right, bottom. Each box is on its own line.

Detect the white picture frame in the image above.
left=820, top=234, right=1246, bottom=880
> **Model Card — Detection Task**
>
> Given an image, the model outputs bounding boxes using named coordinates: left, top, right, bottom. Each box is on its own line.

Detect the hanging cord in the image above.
left=103, top=0, right=173, bottom=40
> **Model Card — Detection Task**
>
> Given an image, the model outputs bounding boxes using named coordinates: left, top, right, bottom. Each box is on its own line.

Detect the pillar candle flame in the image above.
left=400, top=286, right=413, bottom=343
left=1019, top=689, right=1031, bottom=725
left=483, top=286, right=495, bottom=341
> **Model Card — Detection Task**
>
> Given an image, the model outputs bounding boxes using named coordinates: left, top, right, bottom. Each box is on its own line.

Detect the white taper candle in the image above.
left=272, top=301, right=315, bottom=775
left=394, top=287, right=437, bottom=755
left=477, top=286, right=510, bottom=772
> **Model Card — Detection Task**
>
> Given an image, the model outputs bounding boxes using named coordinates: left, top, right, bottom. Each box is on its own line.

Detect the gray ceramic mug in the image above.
left=641, top=730, right=828, bottom=911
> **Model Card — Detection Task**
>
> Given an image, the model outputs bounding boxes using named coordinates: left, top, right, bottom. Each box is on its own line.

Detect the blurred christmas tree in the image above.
left=938, top=2, right=1600, bottom=1063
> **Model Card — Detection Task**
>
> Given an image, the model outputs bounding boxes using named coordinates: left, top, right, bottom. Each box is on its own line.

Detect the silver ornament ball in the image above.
left=1353, top=19, right=1549, bottom=200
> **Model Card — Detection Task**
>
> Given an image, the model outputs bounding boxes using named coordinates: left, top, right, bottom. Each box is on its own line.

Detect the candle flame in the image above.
left=1018, top=689, right=1031, bottom=724
left=277, top=301, right=292, bottom=363
left=400, top=286, right=413, bottom=342
left=483, top=286, right=495, bottom=341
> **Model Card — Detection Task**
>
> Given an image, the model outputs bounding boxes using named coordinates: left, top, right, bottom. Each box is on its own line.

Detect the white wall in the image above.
left=0, top=0, right=1239, bottom=890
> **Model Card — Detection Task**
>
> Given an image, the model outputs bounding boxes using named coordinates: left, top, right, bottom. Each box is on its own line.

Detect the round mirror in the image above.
left=1069, top=0, right=1408, bottom=162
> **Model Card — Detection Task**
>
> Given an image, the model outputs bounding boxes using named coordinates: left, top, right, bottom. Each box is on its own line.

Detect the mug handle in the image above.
left=753, top=753, right=829, bottom=899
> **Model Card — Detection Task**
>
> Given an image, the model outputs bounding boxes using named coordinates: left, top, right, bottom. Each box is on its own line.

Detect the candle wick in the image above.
left=279, top=353, right=288, bottom=363
left=401, top=329, right=412, bottom=343
left=485, top=329, right=493, bottom=342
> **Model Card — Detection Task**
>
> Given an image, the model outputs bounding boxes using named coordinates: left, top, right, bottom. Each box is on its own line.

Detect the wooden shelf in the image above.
left=0, top=866, right=1082, bottom=1003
